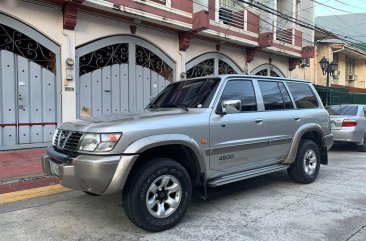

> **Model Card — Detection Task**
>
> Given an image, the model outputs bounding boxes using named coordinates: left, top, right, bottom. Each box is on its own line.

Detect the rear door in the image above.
left=256, top=80, right=299, bottom=161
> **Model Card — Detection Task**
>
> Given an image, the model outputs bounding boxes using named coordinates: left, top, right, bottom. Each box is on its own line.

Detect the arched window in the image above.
left=186, top=52, right=242, bottom=78
left=251, top=64, right=285, bottom=77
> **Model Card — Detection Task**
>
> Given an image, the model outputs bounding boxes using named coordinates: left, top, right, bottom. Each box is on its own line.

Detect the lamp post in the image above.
left=319, top=57, right=338, bottom=106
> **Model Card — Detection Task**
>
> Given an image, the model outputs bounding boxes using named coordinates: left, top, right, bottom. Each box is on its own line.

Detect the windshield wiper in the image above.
left=163, top=103, right=189, bottom=111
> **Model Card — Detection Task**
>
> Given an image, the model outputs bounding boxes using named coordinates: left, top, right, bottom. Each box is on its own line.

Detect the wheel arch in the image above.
left=123, top=134, right=207, bottom=186
left=284, top=124, right=328, bottom=165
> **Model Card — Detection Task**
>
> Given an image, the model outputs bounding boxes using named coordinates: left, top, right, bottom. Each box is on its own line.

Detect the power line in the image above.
left=247, top=0, right=364, bottom=45
left=193, top=0, right=365, bottom=48
left=332, top=0, right=366, bottom=11
left=311, top=0, right=353, bottom=14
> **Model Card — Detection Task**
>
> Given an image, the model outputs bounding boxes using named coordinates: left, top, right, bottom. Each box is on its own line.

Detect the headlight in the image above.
left=79, top=133, right=122, bottom=152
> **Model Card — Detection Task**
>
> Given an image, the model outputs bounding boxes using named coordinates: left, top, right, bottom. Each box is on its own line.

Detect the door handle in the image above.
left=254, top=119, right=263, bottom=124
left=294, top=117, right=301, bottom=121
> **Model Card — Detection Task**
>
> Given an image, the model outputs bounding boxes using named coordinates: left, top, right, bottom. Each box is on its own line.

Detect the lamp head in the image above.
left=319, top=56, right=329, bottom=71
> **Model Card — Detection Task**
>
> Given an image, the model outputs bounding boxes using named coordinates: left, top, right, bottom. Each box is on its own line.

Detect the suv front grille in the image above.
left=53, top=129, right=83, bottom=151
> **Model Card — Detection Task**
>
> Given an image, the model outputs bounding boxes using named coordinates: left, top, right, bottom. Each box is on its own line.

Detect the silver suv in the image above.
left=42, top=75, right=333, bottom=231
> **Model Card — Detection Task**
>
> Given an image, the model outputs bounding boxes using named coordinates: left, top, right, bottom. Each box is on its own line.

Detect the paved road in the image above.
left=1, top=145, right=365, bottom=241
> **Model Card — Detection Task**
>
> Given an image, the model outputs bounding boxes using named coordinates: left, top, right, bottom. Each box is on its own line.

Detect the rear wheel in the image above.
left=122, top=158, right=192, bottom=232
left=357, top=134, right=366, bottom=152
left=288, top=139, right=320, bottom=184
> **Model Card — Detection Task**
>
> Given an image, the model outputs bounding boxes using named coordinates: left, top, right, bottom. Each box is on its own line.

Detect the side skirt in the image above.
left=207, top=164, right=289, bottom=187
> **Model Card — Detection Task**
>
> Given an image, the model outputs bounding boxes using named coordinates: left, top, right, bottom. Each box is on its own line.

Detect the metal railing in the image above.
left=276, top=28, right=293, bottom=44
left=219, top=0, right=245, bottom=29
left=149, top=0, right=166, bottom=5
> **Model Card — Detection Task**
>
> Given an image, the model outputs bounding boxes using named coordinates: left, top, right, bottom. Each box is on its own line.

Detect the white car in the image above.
left=327, top=105, right=366, bottom=152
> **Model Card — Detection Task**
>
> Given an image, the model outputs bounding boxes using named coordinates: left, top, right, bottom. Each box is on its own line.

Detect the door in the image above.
left=256, top=80, right=299, bottom=160
left=0, top=17, right=59, bottom=150
left=0, top=50, right=57, bottom=146
left=209, top=79, right=268, bottom=172
left=76, top=36, right=175, bottom=117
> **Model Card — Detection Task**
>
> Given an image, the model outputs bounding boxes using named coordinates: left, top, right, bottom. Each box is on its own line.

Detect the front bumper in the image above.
left=42, top=146, right=138, bottom=195
left=323, top=134, right=334, bottom=150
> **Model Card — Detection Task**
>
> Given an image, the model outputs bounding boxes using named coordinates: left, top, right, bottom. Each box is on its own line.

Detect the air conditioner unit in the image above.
left=348, top=74, right=358, bottom=81
left=219, top=7, right=233, bottom=25
left=333, top=71, right=340, bottom=79
left=299, top=58, right=310, bottom=67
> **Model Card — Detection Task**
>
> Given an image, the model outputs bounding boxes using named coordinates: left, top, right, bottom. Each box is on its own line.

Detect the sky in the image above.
left=315, top=0, right=366, bottom=16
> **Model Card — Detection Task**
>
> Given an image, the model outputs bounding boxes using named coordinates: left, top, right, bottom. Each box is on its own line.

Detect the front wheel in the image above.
left=288, top=139, right=320, bottom=184
left=122, top=158, right=192, bottom=232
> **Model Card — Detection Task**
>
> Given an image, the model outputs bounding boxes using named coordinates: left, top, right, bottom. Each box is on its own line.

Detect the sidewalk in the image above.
left=0, top=148, right=59, bottom=194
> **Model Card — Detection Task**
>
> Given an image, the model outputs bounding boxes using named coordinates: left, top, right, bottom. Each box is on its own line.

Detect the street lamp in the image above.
left=319, top=57, right=337, bottom=106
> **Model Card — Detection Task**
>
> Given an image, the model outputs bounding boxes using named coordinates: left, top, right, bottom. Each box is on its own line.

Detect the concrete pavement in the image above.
left=0, top=145, right=365, bottom=241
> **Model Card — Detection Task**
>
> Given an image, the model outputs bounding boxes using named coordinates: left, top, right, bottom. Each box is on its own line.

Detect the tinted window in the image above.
left=278, top=82, right=294, bottom=109
left=220, top=80, right=257, bottom=112
left=326, top=106, right=358, bottom=116
left=258, top=81, right=290, bottom=110
left=150, top=78, right=219, bottom=108
left=286, top=82, right=319, bottom=109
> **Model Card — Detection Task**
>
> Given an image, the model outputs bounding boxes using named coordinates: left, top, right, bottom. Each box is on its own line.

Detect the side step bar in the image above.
left=207, top=164, right=289, bottom=187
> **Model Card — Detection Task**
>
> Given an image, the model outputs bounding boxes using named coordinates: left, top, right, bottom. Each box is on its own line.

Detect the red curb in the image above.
left=0, top=176, right=60, bottom=194
left=0, top=148, right=46, bottom=179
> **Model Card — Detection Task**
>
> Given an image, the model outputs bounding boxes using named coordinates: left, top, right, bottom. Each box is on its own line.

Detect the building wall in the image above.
left=248, top=51, right=289, bottom=77
left=291, top=59, right=313, bottom=82
left=0, top=0, right=314, bottom=124
left=354, top=59, right=366, bottom=88
left=186, top=39, right=246, bottom=72
left=300, top=0, right=314, bottom=47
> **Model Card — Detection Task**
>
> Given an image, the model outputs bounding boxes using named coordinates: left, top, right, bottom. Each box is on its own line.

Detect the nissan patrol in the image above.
left=42, top=75, right=333, bottom=231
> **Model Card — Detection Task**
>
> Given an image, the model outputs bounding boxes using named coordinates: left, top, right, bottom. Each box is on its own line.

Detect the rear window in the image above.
left=286, top=82, right=319, bottom=109
left=326, top=106, right=358, bottom=116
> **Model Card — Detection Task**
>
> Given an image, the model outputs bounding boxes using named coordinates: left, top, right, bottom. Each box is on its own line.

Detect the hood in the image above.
left=59, top=108, right=207, bottom=132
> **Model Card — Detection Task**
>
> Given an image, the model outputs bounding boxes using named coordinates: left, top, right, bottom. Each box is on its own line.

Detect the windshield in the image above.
left=326, top=106, right=358, bottom=116
left=148, top=78, right=220, bottom=109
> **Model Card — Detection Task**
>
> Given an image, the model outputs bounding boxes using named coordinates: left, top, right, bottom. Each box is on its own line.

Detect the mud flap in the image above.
left=320, top=147, right=328, bottom=165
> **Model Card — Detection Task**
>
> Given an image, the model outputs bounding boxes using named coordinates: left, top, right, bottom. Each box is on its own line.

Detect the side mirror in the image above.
left=221, top=100, right=241, bottom=115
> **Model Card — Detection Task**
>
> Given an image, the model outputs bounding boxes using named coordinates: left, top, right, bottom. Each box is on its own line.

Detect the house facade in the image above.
left=292, top=27, right=366, bottom=105
left=0, top=0, right=315, bottom=150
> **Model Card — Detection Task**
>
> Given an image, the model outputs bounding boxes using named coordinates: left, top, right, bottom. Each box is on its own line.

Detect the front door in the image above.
left=209, top=79, right=268, bottom=172
left=0, top=51, right=57, bottom=147
left=0, top=17, right=59, bottom=150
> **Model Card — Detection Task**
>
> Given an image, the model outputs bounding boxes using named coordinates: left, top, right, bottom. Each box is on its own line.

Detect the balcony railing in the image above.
left=276, top=28, right=293, bottom=44
left=219, top=1, right=244, bottom=29
left=149, top=0, right=166, bottom=5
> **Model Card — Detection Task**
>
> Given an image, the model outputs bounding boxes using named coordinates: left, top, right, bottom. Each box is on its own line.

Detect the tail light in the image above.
left=342, top=120, right=357, bottom=127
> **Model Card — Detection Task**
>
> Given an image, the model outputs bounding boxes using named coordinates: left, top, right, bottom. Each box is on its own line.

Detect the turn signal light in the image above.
left=342, top=120, right=357, bottom=127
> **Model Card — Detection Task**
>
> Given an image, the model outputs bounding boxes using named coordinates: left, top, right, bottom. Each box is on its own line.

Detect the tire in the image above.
left=357, top=134, right=366, bottom=152
left=122, top=158, right=192, bottom=232
left=288, top=139, right=320, bottom=184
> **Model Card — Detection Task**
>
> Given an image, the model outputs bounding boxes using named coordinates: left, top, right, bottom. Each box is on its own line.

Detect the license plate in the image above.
left=50, top=161, right=59, bottom=176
